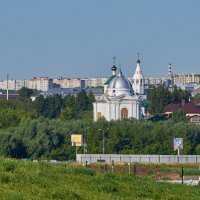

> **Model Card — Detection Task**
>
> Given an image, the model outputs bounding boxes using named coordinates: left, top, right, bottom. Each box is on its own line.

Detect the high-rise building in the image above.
left=85, top=77, right=108, bottom=88
left=28, top=77, right=53, bottom=91
left=174, top=73, right=200, bottom=85
left=0, top=79, right=28, bottom=91
left=53, top=78, right=85, bottom=88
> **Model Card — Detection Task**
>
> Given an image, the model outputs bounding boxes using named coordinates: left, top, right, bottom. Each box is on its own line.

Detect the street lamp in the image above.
left=98, top=128, right=109, bottom=154
left=84, top=126, right=89, bottom=154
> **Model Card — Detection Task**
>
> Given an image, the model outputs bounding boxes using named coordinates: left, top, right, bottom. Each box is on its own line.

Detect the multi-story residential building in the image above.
left=28, top=77, right=53, bottom=91
left=0, top=79, right=29, bottom=90
left=174, top=73, right=200, bottom=85
left=0, top=80, right=16, bottom=90
left=85, top=77, right=108, bottom=88
left=145, top=77, right=167, bottom=86
left=53, top=78, right=85, bottom=88
left=15, top=80, right=29, bottom=90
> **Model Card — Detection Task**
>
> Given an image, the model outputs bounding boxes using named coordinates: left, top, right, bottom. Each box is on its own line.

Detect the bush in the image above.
left=0, top=172, right=10, bottom=183
left=51, top=188, right=82, bottom=200
left=72, top=167, right=96, bottom=176
left=3, top=161, right=16, bottom=172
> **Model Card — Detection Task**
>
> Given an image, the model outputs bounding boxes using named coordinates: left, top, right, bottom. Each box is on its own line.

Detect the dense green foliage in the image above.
left=0, top=116, right=200, bottom=159
left=0, top=158, right=200, bottom=200
left=18, top=87, right=34, bottom=97
left=0, top=89, right=199, bottom=160
left=147, top=85, right=191, bottom=115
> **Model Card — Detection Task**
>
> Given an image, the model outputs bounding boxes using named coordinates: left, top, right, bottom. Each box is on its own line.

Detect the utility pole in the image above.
left=98, top=128, right=109, bottom=154
left=84, top=127, right=89, bottom=154
left=6, top=73, right=9, bottom=101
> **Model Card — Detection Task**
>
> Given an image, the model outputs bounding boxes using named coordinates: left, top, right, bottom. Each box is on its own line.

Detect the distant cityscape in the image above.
left=1, top=72, right=199, bottom=92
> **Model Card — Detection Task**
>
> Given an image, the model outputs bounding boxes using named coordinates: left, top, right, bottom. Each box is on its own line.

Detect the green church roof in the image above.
left=104, top=75, right=116, bottom=85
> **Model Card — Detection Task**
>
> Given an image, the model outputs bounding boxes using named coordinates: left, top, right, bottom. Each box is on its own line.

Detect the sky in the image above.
left=0, top=0, right=200, bottom=80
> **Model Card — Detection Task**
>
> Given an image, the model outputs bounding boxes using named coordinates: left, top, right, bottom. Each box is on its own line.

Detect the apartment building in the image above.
left=28, top=77, right=53, bottom=91
left=174, top=73, right=200, bottom=85
left=0, top=79, right=29, bottom=90
left=85, top=77, right=108, bottom=87
left=53, top=78, right=85, bottom=88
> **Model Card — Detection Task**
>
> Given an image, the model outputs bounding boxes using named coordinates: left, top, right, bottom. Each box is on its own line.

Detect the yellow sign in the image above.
left=71, top=134, right=82, bottom=147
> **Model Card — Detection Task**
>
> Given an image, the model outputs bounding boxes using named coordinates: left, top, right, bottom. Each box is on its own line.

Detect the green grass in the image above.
left=144, top=163, right=200, bottom=176
left=0, top=158, right=200, bottom=199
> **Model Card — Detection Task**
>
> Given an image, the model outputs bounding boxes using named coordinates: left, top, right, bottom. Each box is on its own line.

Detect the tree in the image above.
left=171, top=109, right=187, bottom=123
left=0, top=100, right=14, bottom=110
left=34, top=95, right=46, bottom=115
left=87, top=91, right=95, bottom=110
left=147, top=85, right=170, bottom=115
left=14, top=98, right=35, bottom=112
left=171, top=85, right=179, bottom=103
left=76, top=90, right=89, bottom=112
left=0, top=133, right=28, bottom=158
left=42, top=94, right=63, bottom=118
left=18, top=87, right=33, bottom=97
left=195, top=144, right=200, bottom=155
left=63, top=94, right=76, bottom=108
left=60, top=107, right=74, bottom=120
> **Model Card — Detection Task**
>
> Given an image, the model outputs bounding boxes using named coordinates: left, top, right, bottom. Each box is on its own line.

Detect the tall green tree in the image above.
left=147, top=85, right=170, bottom=115
left=171, top=85, right=179, bottom=103
left=34, top=95, right=46, bottom=115
left=18, top=87, right=33, bottom=97
left=87, top=91, right=95, bottom=110
left=76, top=90, right=89, bottom=112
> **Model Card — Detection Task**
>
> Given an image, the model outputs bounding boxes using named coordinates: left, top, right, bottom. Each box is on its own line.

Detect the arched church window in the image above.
left=141, top=79, right=142, bottom=84
left=136, top=79, right=139, bottom=84
left=97, top=112, right=102, bottom=119
left=121, top=108, right=128, bottom=119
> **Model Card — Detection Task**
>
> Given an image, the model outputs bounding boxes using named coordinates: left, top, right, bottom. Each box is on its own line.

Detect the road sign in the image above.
left=71, top=134, right=82, bottom=147
left=174, top=138, right=183, bottom=150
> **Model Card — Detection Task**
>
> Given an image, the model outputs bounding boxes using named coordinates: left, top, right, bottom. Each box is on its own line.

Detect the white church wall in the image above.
left=93, top=102, right=109, bottom=121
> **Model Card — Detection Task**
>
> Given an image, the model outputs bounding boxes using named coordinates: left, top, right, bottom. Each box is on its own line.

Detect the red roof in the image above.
left=163, top=101, right=200, bottom=114
left=182, top=102, right=200, bottom=114
left=163, top=103, right=180, bottom=113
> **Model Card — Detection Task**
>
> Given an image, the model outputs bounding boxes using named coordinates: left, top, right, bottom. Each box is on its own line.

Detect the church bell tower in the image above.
left=132, top=54, right=144, bottom=95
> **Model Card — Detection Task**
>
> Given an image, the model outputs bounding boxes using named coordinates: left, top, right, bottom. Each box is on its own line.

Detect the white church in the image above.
left=93, top=57, right=145, bottom=121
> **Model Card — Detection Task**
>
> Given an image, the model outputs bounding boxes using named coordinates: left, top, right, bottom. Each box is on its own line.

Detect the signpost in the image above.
left=173, top=138, right=183, bottom=156
left=71, top=134, right=83, bottom=160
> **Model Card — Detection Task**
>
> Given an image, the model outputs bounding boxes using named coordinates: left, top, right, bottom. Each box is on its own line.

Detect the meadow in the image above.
left=0, top=158, right=200, bottom=199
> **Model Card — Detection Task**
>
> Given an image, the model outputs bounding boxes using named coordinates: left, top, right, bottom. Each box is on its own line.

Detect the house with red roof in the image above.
left=163, top=99, right=200, bottom=123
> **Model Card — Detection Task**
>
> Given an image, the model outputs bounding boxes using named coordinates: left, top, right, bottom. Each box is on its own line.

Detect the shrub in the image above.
left=3, top=161, right=16, bottom=172
left=51, top=188, right=82, bottom=200
left=72, top=167, right=96, bottom=176
left=0, top=172, right=10, bottom=183
left=97, top=182, right=118, bottom=193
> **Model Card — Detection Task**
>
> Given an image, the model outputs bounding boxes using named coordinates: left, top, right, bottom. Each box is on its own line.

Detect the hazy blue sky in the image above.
left=0, top=0, right=200, bottom=80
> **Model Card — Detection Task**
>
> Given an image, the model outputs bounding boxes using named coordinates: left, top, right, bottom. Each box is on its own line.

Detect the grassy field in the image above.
left=0, top=158, right=200, bottom=200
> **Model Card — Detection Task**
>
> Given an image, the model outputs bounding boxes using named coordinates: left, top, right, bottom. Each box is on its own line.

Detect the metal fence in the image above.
left=77, top=154, right=200, bottom=163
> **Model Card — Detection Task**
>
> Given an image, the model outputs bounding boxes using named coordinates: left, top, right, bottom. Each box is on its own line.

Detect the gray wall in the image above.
left=77, top=154, right=200, bottom=163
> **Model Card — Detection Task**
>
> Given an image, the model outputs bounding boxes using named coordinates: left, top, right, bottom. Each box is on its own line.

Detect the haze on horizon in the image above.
left=0, top=0, right=200, bottom=80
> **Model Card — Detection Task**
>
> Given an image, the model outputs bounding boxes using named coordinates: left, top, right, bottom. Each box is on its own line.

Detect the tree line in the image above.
left=147, top=84, right=191, bottom=115
left=0, top=117, right=200, bottom=160
left=0, top=86, right=199, bottom=160
left=0, top=89, right=95, bottom=129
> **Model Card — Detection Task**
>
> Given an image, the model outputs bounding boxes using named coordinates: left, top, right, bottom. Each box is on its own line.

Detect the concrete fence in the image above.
left=77, top=154, right=200, bottom=163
